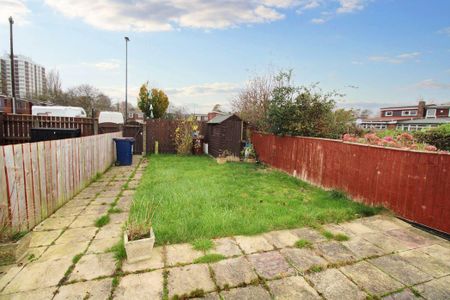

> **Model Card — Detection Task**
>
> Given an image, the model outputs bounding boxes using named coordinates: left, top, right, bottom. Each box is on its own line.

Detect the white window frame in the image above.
left=401, top=110, right=418, bottom=117
left=385, top=111, right=393, bottom=117
left=426, top=109, right=436, bottom=118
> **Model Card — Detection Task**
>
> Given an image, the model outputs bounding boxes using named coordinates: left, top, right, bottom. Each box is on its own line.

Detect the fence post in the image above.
left=93, top=118, right=98, bottom=135
left=142, top=119, right=147, bottom=155
left=0, top=113, right=4, bottom=145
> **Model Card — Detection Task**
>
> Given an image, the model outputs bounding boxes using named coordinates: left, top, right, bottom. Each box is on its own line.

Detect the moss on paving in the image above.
left=132, top=155, right=381, bottom=245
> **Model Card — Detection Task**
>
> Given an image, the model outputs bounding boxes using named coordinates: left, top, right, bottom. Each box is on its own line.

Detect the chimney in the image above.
left=418, top=100, right=426, bottom=118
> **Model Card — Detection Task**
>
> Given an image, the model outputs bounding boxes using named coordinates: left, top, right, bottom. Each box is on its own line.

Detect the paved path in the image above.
left=1, top=157, right=449, bottom=299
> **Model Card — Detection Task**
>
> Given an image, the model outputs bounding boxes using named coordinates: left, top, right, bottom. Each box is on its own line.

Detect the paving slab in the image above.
left=87, top=237, right=121, bottom=254
left=34, top=216, right=75, bottom=231
left=69, top=214, right=99, bottom=228
left=166, top=243, right=203, bottom=266
left=414, top=275, right=450, bottom=300
left=38, top=241, right=89, bottom=262
left=91, top=197, right=116, bottom=205
left=290, top=228, right=326, bottom=243
left=342, top=236, right=385, bottom=259
left=55, top=278, right=112, bottom=299
left=362, top=232, right=410, bottom=252
left=315, top=241, right=357, bottom=264
left=307, top=268, right=367, bottom=300
left=418, top=244, right=450, bottom=267
left=361, top=216, right=410, bottom=232
left=221, top=285, right=271, bottom=300
left=192, top=292, right=221, bottom=300
left=1, top=287, right=56, bottom=300
left=207, top=237, right=242, bottom=257
left=29, top=230, right=62, bottom=248
left=114, top=270, right=163, bottom=300
left=69, top=253, right=116, bottom=281
left=384, top=228, right=433, bottom=249
left=95, top=223, right=123, bottom=239
left=54, top=227, right=97, bottom=244
left=340, top=261, right=404, bottom=296
left=83, top=204, right=110, bottom=216
left=382, top=289, right=421, bottom=300
left=234, top=235, right=274, bottom=254
left=263, top=229, right=299, bottom=248
left=121, top=190, right=135, bottom=196
left=20, top=246, right=46, bottom=263
left=248, top=251, right=295, bottom=280
left=339, top=220, right=378, bottom=235
left=52, top=205, right=85, bottom=217
left=168, top=264, right=216, bottom=298
left=109, top=213, right=128, bottom=225
left=369, top=255, right=433, bottom=286
left=122, top=246, right=164, bottom=272
left=280, top=248, right=327, bottom=272
left=2, top=258, right=72, bottom=294
left=398, top=249, right=450, bottom=278
left=268, top=276, right=321, bottom=300
left=0, top=266, right=24, bottom=291
left=210, top=256, right=258, bottom=289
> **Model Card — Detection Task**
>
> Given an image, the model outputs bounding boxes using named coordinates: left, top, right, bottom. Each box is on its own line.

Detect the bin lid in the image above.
left=113, top=137, right=135, bottom=142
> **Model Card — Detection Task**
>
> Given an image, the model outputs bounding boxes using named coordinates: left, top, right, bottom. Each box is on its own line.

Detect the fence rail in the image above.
left=252, top=132, right=450, bottom=234
left=0, top=113, right=96, bottom=145
left=0, top=132, right=121, bottom=231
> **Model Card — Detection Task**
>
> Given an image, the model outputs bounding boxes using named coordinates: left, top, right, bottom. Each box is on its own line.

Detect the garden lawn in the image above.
left=132, top=155, right=380, bottom=245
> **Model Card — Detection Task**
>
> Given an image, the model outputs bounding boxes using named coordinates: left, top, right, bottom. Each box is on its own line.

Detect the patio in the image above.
left=0, top=156, right=449, bottom=299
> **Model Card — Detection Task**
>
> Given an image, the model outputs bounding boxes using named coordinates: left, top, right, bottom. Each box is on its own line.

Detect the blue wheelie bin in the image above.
left=113, top=137, right=135, bottom=166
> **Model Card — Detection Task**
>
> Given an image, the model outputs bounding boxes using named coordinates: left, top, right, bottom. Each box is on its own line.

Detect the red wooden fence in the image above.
left=0, top=132, right=121, bottom=232
left=252, top=133, right=450, bottom=234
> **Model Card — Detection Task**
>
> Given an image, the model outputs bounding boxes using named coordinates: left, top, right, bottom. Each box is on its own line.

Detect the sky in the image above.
left=0, top=0, right=449, bottom=114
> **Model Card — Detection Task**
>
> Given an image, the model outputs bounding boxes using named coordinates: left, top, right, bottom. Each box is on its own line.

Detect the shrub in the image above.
left=414, top=124, right=450, bottom=151
left=174, top=116, right=198, bottom=155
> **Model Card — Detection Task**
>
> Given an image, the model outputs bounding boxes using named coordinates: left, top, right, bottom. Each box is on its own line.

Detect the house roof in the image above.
left=397, top=118, right=450, bottom=125
left=207, top=114, right=240, bottom=124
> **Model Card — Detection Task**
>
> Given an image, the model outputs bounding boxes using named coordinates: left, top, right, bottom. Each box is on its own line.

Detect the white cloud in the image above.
left=368, top=52, right=421, bottom=64
left=0, top=0, right=30, bottom=24
left=311, top=18, right=326, bottom=24
left=44, top=0, right=291, bottom=32
left=83, top=59, right=121, bottom=71
left=438, top=27, right=450, bottom=36
left=415, top=79, right=450, bottom=90
left=166, top=82, right=240, bottom=97
left=336, top=0, right=366, bottom=14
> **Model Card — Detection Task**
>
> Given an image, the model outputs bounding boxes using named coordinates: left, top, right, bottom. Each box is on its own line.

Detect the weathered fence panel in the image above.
left=0, top=114, right=96, bottom=145
left=252, top=133, right=450, bottom=234
left=0, top=132, right=121, bottom=231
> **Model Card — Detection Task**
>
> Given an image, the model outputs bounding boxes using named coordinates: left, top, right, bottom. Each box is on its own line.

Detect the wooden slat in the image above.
left=22, top=143, right=35, bottom=228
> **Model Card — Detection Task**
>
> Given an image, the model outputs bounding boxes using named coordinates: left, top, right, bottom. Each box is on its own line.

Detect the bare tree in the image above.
left=231, top=72, right=274, bottom=131
left=46, top=70, right=62, bottom=97
left=66, top=84, right=113, bottom=116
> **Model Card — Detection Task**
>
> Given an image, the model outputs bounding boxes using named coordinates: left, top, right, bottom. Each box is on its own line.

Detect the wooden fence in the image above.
left=146, top=119, right=207, bottom=153
left=252, top=133, right=450, bottom=234
left=0, top=132, right=121, bottom=231
left=0, top=113, right=96, bottom=145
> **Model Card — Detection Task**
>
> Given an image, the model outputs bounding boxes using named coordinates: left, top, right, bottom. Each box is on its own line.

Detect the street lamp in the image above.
left=124, top=36, right=130, bottom=122
left=9, top=16, right=16, bottom=114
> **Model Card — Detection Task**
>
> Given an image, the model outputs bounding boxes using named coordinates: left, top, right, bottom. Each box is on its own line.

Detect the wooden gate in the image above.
left=123, top=121, right=144, bottom=154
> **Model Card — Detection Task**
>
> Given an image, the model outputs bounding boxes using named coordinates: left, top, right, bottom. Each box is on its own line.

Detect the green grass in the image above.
left=95, top=215, right=110, bottom=228
left=295, top=239, right=313, bottom=249
left=132, top=155, right=381, bottom=245
left=192, top=238, right=214, bottom=251
left=108, top=207, right=123, bottom=214
left=322, top=230, right=350, bottom=241
left=109, top=239, right=127, bottom=261
left=72, top=253, right=83, bottom=264
left=193, top=254, right=226, bottom=264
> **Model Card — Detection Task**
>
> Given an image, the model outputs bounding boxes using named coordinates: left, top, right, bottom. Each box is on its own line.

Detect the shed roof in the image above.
left=207, top=114, right=241, bottom=124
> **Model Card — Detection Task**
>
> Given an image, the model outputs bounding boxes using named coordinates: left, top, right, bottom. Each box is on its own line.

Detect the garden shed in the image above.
left=206, top=114, right=245, bottom=157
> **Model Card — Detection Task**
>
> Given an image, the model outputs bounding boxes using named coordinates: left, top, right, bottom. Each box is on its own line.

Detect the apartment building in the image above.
left=0, top=55, right=46, bottom=99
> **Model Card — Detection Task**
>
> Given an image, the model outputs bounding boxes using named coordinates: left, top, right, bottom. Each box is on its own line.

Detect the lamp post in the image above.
left=9, top=16, right=16, bottom=114
left=124, top=36, right=130, bottom=122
